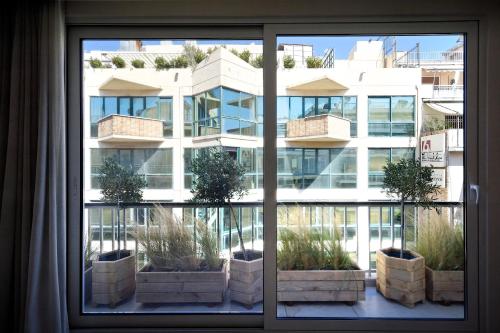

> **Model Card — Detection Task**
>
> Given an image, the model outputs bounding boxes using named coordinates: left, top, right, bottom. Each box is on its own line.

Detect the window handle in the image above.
left=470, top=184, right=479, bottom=205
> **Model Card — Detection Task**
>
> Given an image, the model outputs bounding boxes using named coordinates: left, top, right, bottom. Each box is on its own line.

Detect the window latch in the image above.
left=470, top=184, right=480, bottom=205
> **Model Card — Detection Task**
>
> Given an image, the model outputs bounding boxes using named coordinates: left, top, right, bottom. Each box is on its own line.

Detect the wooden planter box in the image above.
left=277, top=269, right=365, bottom=303
left=92, top=250, right=136, bottom=306
left=229, top=250, right=263, bottom=307
left=84, top=266, right=92, bottom=304
left=136, top=260, right=228, bottom=304
left=376, top=247, right=425, bottom=308
left=426, top=267, right=464, bottom=302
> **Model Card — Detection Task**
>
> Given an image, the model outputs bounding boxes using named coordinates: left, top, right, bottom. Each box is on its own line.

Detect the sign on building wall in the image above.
left=421, top=133, right=447, bottom=167
left=431, top=168, right=446, bottom=188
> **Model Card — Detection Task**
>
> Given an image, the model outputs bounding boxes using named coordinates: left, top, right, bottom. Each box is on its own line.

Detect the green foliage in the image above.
left=84, top=233, right=97, bottom=269
left=190, top=147, right=248, bottom=205
left=306, top=56, right=323, bottom=68
left=89, top=58, right=103, bottom=68
left=170, top=55, right=189, bottom=68
left=131, top=59, right=145, bottom=68
left=413, top=216, right=464, bottom=271
left=111, top=56, right=126, bottom=68
left=154, top=56, right=172, bottom=70
left=283, top=55, right=295, bottom=69
left=183, top=44, right=207, bottom=66
left=277, top=227, right=358, bottom=271
left=251, top=54, right=264, bottom=68
left=135, top=205, right=221, bottom=271
left=206, top=46, right=216, bottom=55
left=382, top=158, right=440, bottom=208
left=97, top=158, right=147, bottom=203
left=423, top=117, right=445, bottom=134
left=238, top=49, right=251, bottom=63
left=230, top=48, right=240, bottom=57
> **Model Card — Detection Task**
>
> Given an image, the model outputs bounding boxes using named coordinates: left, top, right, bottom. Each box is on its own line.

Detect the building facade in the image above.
left=83, top=40, right=463, bottom=271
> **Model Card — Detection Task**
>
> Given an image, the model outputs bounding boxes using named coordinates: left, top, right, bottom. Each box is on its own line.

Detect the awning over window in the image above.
left=99, top=76, right=161, bottom=91
left=287, top=75, right=349, bottom=91
left=424, top=102, right=463, bottom=115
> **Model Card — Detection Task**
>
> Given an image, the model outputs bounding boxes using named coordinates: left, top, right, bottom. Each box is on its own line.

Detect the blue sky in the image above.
left=83, top=35, right=462, bottom=59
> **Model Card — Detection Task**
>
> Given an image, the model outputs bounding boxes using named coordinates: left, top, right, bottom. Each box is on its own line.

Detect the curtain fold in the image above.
left=0, top=1, right=68, bottom=332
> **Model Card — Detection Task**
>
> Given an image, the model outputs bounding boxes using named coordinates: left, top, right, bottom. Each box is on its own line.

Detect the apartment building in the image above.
left=83, top=39, right=463, bottom=271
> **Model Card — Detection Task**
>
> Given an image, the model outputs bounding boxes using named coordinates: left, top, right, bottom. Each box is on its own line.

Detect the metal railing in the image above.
left=394, top=47, right=463, bottom=68
left=84, top=201, right=463, bottom=272
left=432, top=85, right=464, bottom=99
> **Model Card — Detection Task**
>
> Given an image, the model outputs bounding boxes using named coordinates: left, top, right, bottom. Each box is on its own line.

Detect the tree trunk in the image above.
left=228, top=201, right=248, bottom=261
left=400, top=200, right=405, bottom=259
left=117, top=202, right=121, bottom=260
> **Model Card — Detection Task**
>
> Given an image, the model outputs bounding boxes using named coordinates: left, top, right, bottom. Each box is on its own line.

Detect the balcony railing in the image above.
left=97, top=114, right=164, bottom=142
left=432, top=85, right=464, bottom=100
left=286, top=114, right=351, bottom=142
left=394, top=50, right=463, bottom=68
left=84, top=200, right=463, bottom=273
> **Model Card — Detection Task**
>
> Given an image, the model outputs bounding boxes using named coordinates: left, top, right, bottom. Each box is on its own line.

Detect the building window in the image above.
left=277, top=148, right=357, bottom=189
left=368, top=96, right=415, bottom=136
left=90, top=148, right=173, bottom=189
left=277, top=96, right=358, bottom=137
left=184, top=147, right=262, bottom=189
left=89, top=96, right=173, bottom=138
left=184, top=96, right=194, bottom=137
left=368, top=148, right=415, bottom=187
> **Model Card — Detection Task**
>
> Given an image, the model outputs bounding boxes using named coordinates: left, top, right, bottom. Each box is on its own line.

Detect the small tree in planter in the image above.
left=414, top=215, right=464, bottom=303
left=111, top=56, right=126, bottom=68
left=376, top=157, right=440, bottom=307
left=92, top=158, right=147, bottom=306
left=283, top=55, right=295, bottom=69
left=131, top=59, right=145, bottom=68
left=190, top=146, right=263, bottom=307
left=306, top=56, right=323, bottom=68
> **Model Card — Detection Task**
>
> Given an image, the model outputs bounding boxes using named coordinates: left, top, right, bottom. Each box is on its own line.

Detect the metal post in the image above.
left=124, top=208, right=127, bottom=250
left=111, top=208, right=115, bottom=251
left=99, top=208, right=103, bottom=254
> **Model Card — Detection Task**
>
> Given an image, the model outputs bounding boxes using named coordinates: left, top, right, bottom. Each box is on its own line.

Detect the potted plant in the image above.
left=190, top=147, right=263, bottom=308
left=376, top=158, right=440, bottom=307
left=131, top=59, right=145, bottom=68
left=305, top=56, right=322, bottom=68
left=414, top=215, right=464, bottom=303
left=111, top=56, right=126, bottom=68
left=283, top=55, right=295, bottom=69
left=135, top=206, right=227, bottom=304
left=277, top=226, right=365, bottom=304
left=92, top=158, right=147, bottom=307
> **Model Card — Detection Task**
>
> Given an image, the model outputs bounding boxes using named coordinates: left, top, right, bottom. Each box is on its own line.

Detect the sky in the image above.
left=83, top=35, right=462, bottom=59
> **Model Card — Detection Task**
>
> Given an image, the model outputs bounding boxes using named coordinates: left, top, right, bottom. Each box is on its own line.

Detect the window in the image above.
left=277, top=148, right=357, bottom=189
left=89, top=96, right=174, bottom=138
left=69, top=25, right=476, bottom=330
left=368, top=148, right=415, bottom=187
left=276, top=96, right=358, bottom=137
left=368, top=96, right=415, bottom=136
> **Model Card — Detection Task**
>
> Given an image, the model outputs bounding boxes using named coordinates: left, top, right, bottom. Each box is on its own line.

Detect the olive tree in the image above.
left=190, top=147, right=250, bottom=260
left=382, top=158, right=440, bottom=258
left=97, top=158, right=147, bottom=259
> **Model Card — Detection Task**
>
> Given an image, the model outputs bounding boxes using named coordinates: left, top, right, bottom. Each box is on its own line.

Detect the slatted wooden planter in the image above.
left=277, top=269, right=366, bottom=303
left=376, top=247, right=425, bottom=308
left=229, top=250, right=263, bottom=308
left=425, top=267, right=464, bottom=303
left=92, top=250, right=136, bottom=307
left=136, top=260, right=228, bottom=304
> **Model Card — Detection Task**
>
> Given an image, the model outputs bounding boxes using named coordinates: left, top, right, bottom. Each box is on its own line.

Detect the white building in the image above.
left=83, top=40, right=463, bottom=271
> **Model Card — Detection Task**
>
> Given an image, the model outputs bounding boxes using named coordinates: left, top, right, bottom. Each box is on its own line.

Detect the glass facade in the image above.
left=186, top=87, right=263, bottom=137
left=90, top=96, right=173, bottom=137
left=368, top=148, right=415, bottom=187
left=368, top=96, right=415, bottom=136
left=90, top=148, right=173, bottom=189
left=184, top=147, right=263, bottom=189
left=277, top=148, right=357, bottom=189
left=277, top=96, right=358, bottom=137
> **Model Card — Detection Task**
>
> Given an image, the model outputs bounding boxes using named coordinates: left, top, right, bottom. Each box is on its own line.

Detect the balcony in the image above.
left=286, top=114, right=351, bottom=142
left=394, top=50, right=463, bottom=69
left=432, top=85, right=464, bottom=100
left=97, top=114, right=164, bottom=143
left=83, top=201, right=464, bottom=317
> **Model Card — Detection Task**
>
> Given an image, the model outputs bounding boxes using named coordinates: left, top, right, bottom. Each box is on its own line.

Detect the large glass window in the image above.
left=368, top=148, right=415, bottom=187
left=89, top=96, right=173, bottom=138
left=277, top=148, right=357, bottom=189
left=276, top=96, right=358, bottom=137
left=368, top=96, right=415, bottom=136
